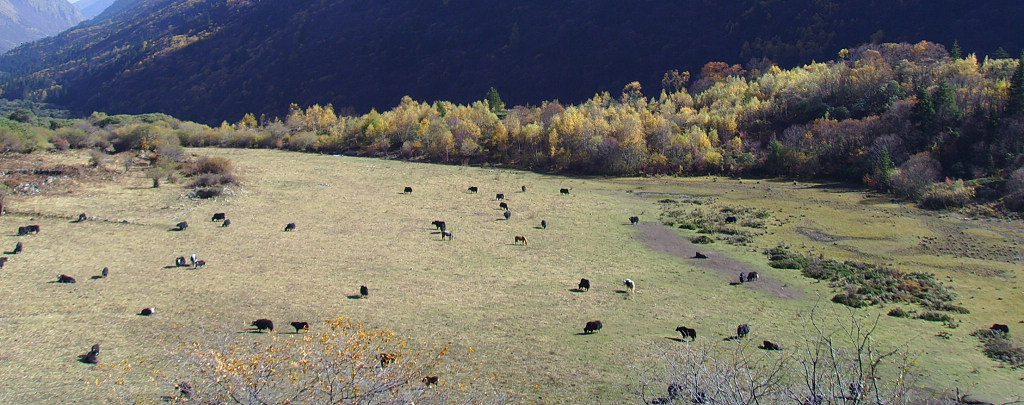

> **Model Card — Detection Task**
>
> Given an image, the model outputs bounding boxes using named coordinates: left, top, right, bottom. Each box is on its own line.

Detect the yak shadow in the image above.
left=4, top=250, right=16, bottom=254
left=729, top=281, right=743, bottom=286
left=430, top=231, right=442, bottom=235
left=168, top=228, right=185, bottom=232
left=575, top=332, right=596, bottom=336
left=614, top=289, right=629, bottom=294
left=534, top=226, right=545, bottom=230
left=346, top=294, right=365, bottom=300
left=162, top=265, right=181, bottom=269
left=723, top=336, right=743, bottom=342
left=568, top=288, right=587, bottom=293
left=665, top=337, right=688, bottom=343
left=90, top=275, right=105, bottom=280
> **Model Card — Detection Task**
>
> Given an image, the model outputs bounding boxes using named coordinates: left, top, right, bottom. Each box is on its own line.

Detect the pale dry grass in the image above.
left=0, top=150, right=1020, bottom=403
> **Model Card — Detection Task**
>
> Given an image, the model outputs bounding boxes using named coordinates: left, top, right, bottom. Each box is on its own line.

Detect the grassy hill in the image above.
left=0, top=148, right=1020, bottom=403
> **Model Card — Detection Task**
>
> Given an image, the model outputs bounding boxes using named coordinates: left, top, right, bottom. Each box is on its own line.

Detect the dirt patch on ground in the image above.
left=635, top=222, right=804, bottom=299
left=796, top=226, right=840, bottom=242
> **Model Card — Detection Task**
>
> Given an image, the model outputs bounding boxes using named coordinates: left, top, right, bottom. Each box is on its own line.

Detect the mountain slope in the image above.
left=73, top=0, right=116, bottom=19
left=0, top=0, right=1022, bottom=124
left=0, top=0, right=84, bottom=52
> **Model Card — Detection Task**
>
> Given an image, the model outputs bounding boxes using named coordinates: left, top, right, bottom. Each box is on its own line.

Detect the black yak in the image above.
left=496, top=193, right=505, bottom=200
left=725, top=216, right=738, bottom=223
left=57, top=274, right=76, bottom=283
left=762, top=340, right=782, bottom=350
left=468, top=186, right=478, bottom=193
left=499, top=202, right=509, bottom=211
left=175, top=221, right=188, bottom=231
left=175, top=256, right=187, bottom=267
left=432, top=220, right=446, bottom=231
left=503, top=211, right=511, bottom=220
left=13, top=241, right=23, bottom=254
left=194, top=260, right=206, bottom=268
left=79, top=344, right=100, bottom=364
left=675, top=326, right=696, bottom=341
left=693, top=252, right=707, bottom=259
left=403, top=187, right=413, bottom=193
left=211, top=213, right=226, bottom=221
left=584, top=320, right=603, bottom=334
left=578, top=278, right=590, bottom=291
left=360, top=285, right=369, bottom=297
left=560, top=188, right=570, bottom=195
left=140, top=307, right=155, bottom=316
left=991, top=324, right=1010, bottom=335
left=77, top=213, right=87, bottom=222
left=222, top=219, right=231, bottom=227
left=0, top=257, right=7, bottom=268
left=737, top=324, right=750, bottom=338
left=423, top=376, right=439, bottom=386
left=251, top=319, right=274, bottom=332
left=284, top=222, right=296, bottom=231
left=629, top=216, right=639, bottom=225
left=541, top=220, right=547, bottom=229
left=290, top=321, right=310, bottom=333
left=746, top=271, right=758, bottom=281
left=101, top=267, right=109, bottom=277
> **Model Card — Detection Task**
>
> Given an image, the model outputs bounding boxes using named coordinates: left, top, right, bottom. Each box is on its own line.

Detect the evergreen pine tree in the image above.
left=1007, top=53, right=1024, bottom=116
left=485, top=87, right=505, bottom=114
left=950, top=40, right=962, bottom=59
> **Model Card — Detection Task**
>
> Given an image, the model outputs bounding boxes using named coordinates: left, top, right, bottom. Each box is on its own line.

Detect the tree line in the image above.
left=3, top=40, right=1024, bottom=210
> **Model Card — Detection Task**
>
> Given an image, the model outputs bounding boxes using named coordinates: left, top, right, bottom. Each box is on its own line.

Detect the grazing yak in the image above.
left=13, top=241, right=23, bottom=254
left=284, top=222, right=297, bottom=231
left=746, top=271, right=759, bottom=281
left=693, top=252, right=707, bottom=259
left=496, top=193, right=505, bottom=200
left=583, top=320, right=603, bottom=334
left=0, top=257, right=7, bottom=268
left=499, top=202, right=509, bottom=211
left=560, top=188, right=570, bottom=195
left=423, top=376, right=439, bottom=386
left=190, top=254, right=197, bottom=267
left=101, top=267, right=109, bottom=277
left=175, top=256, right=187, bottom=267
left=762, top=340, right=782, bottom=350
left=514, top=235, right=528, bottom=245
left=360, top=285, right=369, bottom=297
left=991, top=324, right=1010, bottom=335
left=57, top=274, right=76, bottom=283
left=222, top=219, right=231, bottom=227
left=211, top=213, right=226, bottom=221
left=77, top=213, right=87, bottom=222
left=18, top=225, right=40, bottom=235
left=629, top=216, right=639, bottom=225
left=725, top=216, right=738, bottom=223
left=403, top=186, right=413, bottom=194
left=194, top=260, right=206, bottom=268
left=379, top=352, right=397, bottom=367
left=521, top=185, right=527, bottom=192
left=623, top=279, right=635, bottom=294
left=737, top=324, right=750, bottom=338
left=468, top=186, right=478, bottom=193
left=251, top=319, right=274, bottom=332
left=578, top=278, right=590, bottom=291
left=175, top=221, right=188, bottom=231
left=140, top=307, right=155, bottom=316
left=739, top=273, right=747, bottom=283
left=79, top=344, right=100, bottom=364
left=541, top=220, right=547, bottom=229
left=675, top=326, right=696, bottom=341
left=432, top=220, right=446, bottom=231
left=441, top=230, right=454, bottom=240
left=503, top=211, right=511, bottom=220
left=290, top=321, right=310, bottom=333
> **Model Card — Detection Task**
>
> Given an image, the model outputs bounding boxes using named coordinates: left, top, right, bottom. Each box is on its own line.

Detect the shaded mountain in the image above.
left=0, top=0, right=1022, bottom=125
left=0, top=0, right=84, bottom=52
left=73, top=0, right=116, bottom=19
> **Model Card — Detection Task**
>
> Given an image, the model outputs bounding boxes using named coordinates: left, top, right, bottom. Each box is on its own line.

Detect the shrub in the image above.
left=887, top=307, right=909, bottom=317
left=191, top=186, right=225, bottom=199
left=888, top=152, right=941, bottom=200
left=832, top=292, right=866, bottom=308
left=972, top=329, right=1024, bottom=368
left=919, top=179, right=975, bottom=209
left=691, top=235, right=714, bottom=244
left=915, top=311, right=953, bottom=322
left=764, top=244, right=808, bottom=269
left=184, top=155, right=233, bottom=176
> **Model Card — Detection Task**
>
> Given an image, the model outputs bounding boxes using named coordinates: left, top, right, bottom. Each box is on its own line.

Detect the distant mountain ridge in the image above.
left=0, top=0, right=84, bottom=52
left=73, top=0, right=116, bottom=19
left=0, top=0, right=1022, bottom=124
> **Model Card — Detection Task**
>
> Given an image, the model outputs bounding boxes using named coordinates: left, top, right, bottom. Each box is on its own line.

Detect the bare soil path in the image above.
left=635, top=222, right=805, bottom=299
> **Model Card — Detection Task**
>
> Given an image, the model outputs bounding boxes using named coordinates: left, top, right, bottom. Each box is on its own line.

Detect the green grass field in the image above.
left=0, top=148, right=1021, bottom=403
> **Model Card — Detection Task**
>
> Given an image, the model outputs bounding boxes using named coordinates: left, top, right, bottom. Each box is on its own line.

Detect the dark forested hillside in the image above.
left=0, top=0, right=1021, bottom=124
left=0, top=0, right=84, bottom=52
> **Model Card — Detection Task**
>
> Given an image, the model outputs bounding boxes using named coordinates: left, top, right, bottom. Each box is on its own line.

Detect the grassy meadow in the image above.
left=0, top=148, right=1021, bottom=403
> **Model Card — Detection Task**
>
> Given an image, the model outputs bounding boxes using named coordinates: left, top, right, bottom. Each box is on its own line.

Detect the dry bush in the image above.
left=183, top=155, right=233, bottom=176
left=888, top=152, right=941, bottom=200
left=919, top=179, right=975, bottom=210
left=152, top=317, right=506, bottom=404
